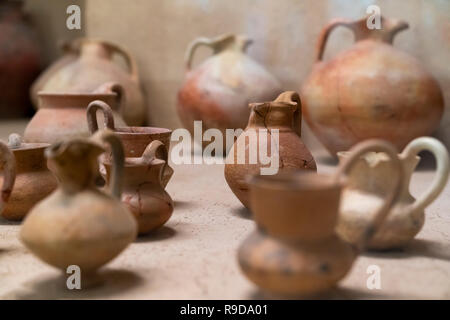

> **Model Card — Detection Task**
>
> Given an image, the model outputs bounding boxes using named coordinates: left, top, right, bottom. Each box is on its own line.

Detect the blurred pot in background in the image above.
left=24, top=82, right=126, bottom=144
left=30, top=38, right=146, bottom=125
left=0, top=0, right=42, bottom=118
left=302, top=16, right=444, bottom=156
left=177, top=34, right=282, bottom=151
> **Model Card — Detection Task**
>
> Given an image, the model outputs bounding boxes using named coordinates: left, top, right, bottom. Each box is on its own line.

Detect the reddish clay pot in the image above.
left=30, top=38, right=146, bottom=125
left=0, top=134, right=57, bottom=220
left=301, top=16, right=444, bottom=156
left=24, top=83, right=126, bottom=144
left=103, top=140, right=173, bottom=235
left=177, top=34, right=282, bottom=150
left=87, top=100, right=173, bottom=187
left=0, top=0, right=42, bottom=118
left=224, top=91, right=317, bottom=209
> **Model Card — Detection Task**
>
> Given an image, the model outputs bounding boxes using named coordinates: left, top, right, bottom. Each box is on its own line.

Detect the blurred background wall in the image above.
left=25, top=0, right=450, bottom=148
left=24, top=0, right=85, bottom=63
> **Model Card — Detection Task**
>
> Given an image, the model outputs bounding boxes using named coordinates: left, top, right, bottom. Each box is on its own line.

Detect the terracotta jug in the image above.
left=30, top=38, right=146, bottom=125
left=20, top=129, right=137, bottom=277
left=0, top=134, right=57, bottom=220
left=177, top=34, right=282, bottom=149
left=337, top=137, right=450, bottom=250
left=103, top=140, right=173, bottom=235
left=24, top=83, right=126, bottom=144
left=0, top=141, right=15, bottom=215
left=87, top=100, right=173, bottom=187
left=0, top=0, right=42, bottom=118
left=224, top=91, right=316, bottom=209
left=238, top=140, right=403, bottom=295
left=301, top=16, right=444, bottom=155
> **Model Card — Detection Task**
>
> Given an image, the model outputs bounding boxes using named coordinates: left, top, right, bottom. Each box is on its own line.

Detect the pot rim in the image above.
left=114, top=126, right=172, bottom=136
left=10, top=143, right=49, bottom=151
left=37, top=92, right=117, bottom=98
left=248, top=171, right=341, bottom=192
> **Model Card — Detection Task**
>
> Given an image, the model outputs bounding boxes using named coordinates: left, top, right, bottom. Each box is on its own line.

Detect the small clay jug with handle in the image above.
left=337, top=136, right=450, bottom=250
left=87, top=100, right=173, bottom=187
left=24, top=82, right=126, bottom=144
left=301, top=16, right=444, bottom=155
left=30, top=38, right=146, bottom=125
left=178, top=33, right=282, bottom=150
left=0, top=134, right=57, bottom=220
left=225, top=91, right=316, bottom=209
left=0, top=140, right=16, bottom=215
left=103, top=140, right=174, bottom=235
left=238, top=140, right=404, bottom=295
left=20, top=129, right=137, bottom=279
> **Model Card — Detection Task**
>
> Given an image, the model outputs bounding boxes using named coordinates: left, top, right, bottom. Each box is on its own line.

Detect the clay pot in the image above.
left=337, top=137, right=450, bottom=250
left=224, top=91, right=316, bottom=209
left=0, top=134, right=57, bottom=220
left=0, top=0, right=42, bottom=118
left=24, top=83, right=126, bottom=144
left=0, top=140, right=15, bottom=215
left=238, top=140, right=403, bottom=295
left=103, top=140, right=173, bottom=235
left=30, top=38, right=146, bottom=125
left=87, top=100, right=173, bottom=187
left=301, top=16, right=444, bottom=156
left=177, top=34, right=282, bottom=149
left=20, top=129, right=137, bottom=277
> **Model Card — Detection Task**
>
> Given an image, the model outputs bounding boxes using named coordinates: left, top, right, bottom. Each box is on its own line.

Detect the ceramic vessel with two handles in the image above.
left=337, top=137, right=450, bottom=250
left=302, top=16, right=444, bottom=155
left=239, top=140, right=403, bottom=295
left=87, top=100, right=174, bottom=187
left=20, top=130, right=137, bottom=278
left=30, top=38, right=146, bottom=125
left=103, top=140, right=174, bottom=235
left=225, top=91, right=316, bottom=209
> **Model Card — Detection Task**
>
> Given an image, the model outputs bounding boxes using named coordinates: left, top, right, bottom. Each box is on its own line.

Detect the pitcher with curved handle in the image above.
left=20, top=129, right=137, bottom=280
left=301, top=16, right=444, bottom=156
left=238, top=139, right=404, bottom=295
left=224, top=91, right=316, bottom=209
left=30, top=38, right=146, bottom=125
left=87, top=100, right=174, bottom=187
left=177, top=33, right=282, bottom=151
left=337, top=136, right=450, bottom=250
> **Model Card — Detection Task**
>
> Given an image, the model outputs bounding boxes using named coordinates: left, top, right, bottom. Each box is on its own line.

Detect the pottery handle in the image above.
left=315, top=18, right=353, bottom=62
left=104, top=41, right=140, bottom=83
left=402, top=137, right=450, bottom=213
left=335, top=140, right=404, bottom=251
left=185, top=37, right=216, bottom=71
left=93, top=82, right=126, bottom=114
left=141, top=140, right=168, bottom=187
left=0, top=142, right=16, bottom=213
left=87, top=100, right=116, bottom=134
left=91, top=129, right=124, bottom=199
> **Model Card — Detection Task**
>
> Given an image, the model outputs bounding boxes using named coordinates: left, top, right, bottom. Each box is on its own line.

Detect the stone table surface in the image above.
left=0, top=120, right=449, bottom=300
